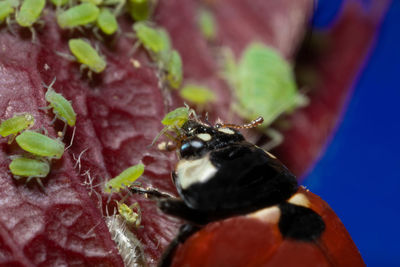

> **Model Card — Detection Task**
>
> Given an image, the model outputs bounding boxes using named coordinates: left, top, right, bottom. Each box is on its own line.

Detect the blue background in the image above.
left=305, top=0, right=400, bottom=266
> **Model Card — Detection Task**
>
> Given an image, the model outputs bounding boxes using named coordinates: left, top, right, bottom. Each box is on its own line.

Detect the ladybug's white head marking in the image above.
left=176, top=155, right=217, bottom=189
left=196, top=133, right=212, bottom=142
left=217, top=128, right=235, bottom=135
left=288, top=193, right=310, bottom=208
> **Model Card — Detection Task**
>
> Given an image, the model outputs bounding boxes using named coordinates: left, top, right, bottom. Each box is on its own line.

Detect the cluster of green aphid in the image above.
left=132, top=21, right=183, bottom=89
left=101, top=107, right=195, bottom=226
left=0, top=0, right=153, bottom=33
left=103, top=160, right=144, bottom=227
left=133, top=20, right=218, bottom=105
left=198, top=7, right=306, bottom=147
left=1, top=0, right=219, bottom=103
left=0, top=79, right=76, bottom=188
left=0, top=0, right=156, bottom=76
left=102, top=108, right=193, bottom=227
left=0, top=0, right=45, bottom=39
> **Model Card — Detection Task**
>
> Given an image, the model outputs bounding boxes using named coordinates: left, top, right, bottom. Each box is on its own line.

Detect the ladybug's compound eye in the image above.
left=180, top=139, right=206, bottom=158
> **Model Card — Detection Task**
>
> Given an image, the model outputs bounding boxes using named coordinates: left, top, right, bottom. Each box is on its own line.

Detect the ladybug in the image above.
left=132, top=117, right=365, bottom=267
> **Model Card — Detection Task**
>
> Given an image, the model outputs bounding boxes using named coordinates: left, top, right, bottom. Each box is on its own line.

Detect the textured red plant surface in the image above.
left=0, top=0, right=387, bottom=266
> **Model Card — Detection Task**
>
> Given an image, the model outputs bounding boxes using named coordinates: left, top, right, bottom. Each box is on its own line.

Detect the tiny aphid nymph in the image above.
left=16, top=0, right=45, bottom=27
left=45, top=79, right=77, bottom=127
left=0, top=113, right=35, bottom=138
left=151, top=106, right=193, bottom=147
left=9, top=157, right=50, bottom=179
left=16, top=130, right=65, bottom=159
left=117, top=202, right=141, bottom=228
left=161, top=106, right=191, bottom=128
left=69, top=38, right=107, bottom=74
left=166, top=50, right=183, bottom=89
left=128, top=0, right=150, bottom=21
left=133, top=22, right=171, bottom=55
left=104, top=163, right=145, bottom=193
left=97, top=8, right=118, bottom=35
left=179, top=84, right=216, bottom=106
left=0, top=1, right=14, bottom=24
left=197, top=8, right=217, bottom=41
left=57, top=3, right=100, bottom=29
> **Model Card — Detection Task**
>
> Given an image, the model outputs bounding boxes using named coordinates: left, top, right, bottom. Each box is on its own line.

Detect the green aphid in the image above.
left=104, top=163, right=145, bottom=193
left=50, top=0, right=68, bottom=7
left=80, top=0, right=103, bottom=5
left=197, top=8, right=217, bottom=41
left=9, top=157, right=50, bottom=179
left=0, top=0, right=14, bottom=23
left=133, top=22, right=171, bottom=55
left=161, top=106, right=190, bottom=128
left=0, top=113, right=35, bottom=138
left=117, top=202, right=141, bottom=227
left=57, top=3, right=100, bottom=29
left=224, top=42, right=306, bottom=127
left=16, top=130, right=65, bottom=159
left=97, top=8, right=118, bottom=35
left=152, top=106, right=193, bottom=146
left=16, top=0, right=45, bottom=27
left=69, top=38, right=107, bottom=73
left=45, top=80, right=77, bottom=127
left=166, top=50, right=183, bottom=89
left=179, top=84, right=217, bottom=106
left=128, top=0, right=150, bottom=21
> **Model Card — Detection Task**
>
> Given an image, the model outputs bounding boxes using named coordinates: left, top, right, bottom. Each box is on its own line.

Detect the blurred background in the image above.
left=303, top=0, right=399, bottom=266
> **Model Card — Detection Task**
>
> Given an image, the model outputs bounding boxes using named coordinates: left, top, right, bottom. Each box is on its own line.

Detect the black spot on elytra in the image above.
left=278, top=203, right=325, bottom=241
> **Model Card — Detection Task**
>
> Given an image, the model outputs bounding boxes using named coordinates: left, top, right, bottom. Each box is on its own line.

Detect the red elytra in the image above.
left=170, top=187, right=365, bottom=267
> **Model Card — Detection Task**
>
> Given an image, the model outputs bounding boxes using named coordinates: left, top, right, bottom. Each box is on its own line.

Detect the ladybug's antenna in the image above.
left=216, top=116, right=264, bottom=129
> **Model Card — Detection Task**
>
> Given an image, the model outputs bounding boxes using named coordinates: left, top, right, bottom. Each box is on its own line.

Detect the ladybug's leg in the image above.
left=158, top=198, right=209, bottom=224
left=159, top=224, right=200, bottom=267
left=129, top=186, right=175, bottom=199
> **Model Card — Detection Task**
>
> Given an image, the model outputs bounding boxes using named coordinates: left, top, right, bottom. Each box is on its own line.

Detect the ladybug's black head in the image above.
left=178, top=120, right=245, bottom=159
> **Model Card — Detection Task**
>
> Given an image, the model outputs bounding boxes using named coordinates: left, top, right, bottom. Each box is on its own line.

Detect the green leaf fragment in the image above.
left=104, top=163, right=145, bottom=193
